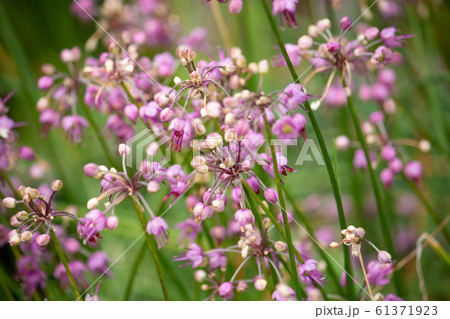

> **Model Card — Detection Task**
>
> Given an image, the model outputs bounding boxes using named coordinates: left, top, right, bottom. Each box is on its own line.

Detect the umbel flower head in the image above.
left=2, top=180, right=80, bottom=247
left=330, top=225, right=392, bottom=263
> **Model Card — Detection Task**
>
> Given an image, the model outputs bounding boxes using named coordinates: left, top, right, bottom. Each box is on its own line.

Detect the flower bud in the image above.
left=106, top=216, right=119, bottom=230
left=87, top=197, right=99, bottom=209
left=262, top=218, right=272, bottom=229
left=234, top=209, right=255, bottom=229
left=36, top=234, right=51, bottom=247
left=51, top=179, right=63, bottom=192
left=160, top=108, right=174, bottom=122
left=381, top=145, right=396, bottom=162
left=378, top=250, right=392, bottom=263
left=404, top=161, right=422, bottom=184
left=297, top=35, right=313, bottom=50
left=155, top=93, right=169, bottom=107
left=228, top=0, right=243, bottom=14
left=118, top=144, right=131, bottom=157
left=254, top=275, right=267, bottom=291
left=258, top=60, right=269, bottom=74
left=237, top=280, right=249, bottom=293
left=329, top=241, right=340, bottom=248
left=147, top=180, right=160, bottom=193
left=419, top=140, right=431, bottom=153
left=317, top=19, right=331, bottom=31
left=274, top=241, right=287, bottom=252
left=385, top=159, right=401, bottom=175
left=16, top=211, right=29, bottom=222
left=10, top=215, right=22, bottom=227
left=2, top=197, right=16, bottom=208
left=380, top=168, right=394, bottom=189
left=19, top=146, right=36, bottom=161
left=264, top=188, right=278, bottom=204
left=20, top=231, right=33, bottom=243
left=124, top=104, right=138, bottom=124
left=206, top=101, right=222, bottom=118
left=339, top=16, right=352, bottom=31
left=249, top=62, right=261, bottom=74
left=84, top=163, right=100, bottom=178
left=9, top=234, right=21, bottom=246
left=194, top=270, right=207, bottom=282
left=146, top=142, right=159, bottom=157
left=335, top=135, right=351, bottom=150
left=38, top=76, right=54, bottom=91
left=365, top=27, right=379, bottom=41
left=235, top=119, right=250, bottom=141
left=308, top=25, right=320, bottom=37
left=219, top=282, right=234, bottom=299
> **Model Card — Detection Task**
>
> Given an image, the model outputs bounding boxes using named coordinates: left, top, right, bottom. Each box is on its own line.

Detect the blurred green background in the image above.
left=0, top=0, right=449, bottom=300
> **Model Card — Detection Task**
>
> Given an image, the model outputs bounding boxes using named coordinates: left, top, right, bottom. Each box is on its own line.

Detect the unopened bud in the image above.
left=378, top=250, right=392, bottom=264
left=36, top=234, right=50, bottom=247
left=20, top=231, right=33, bottom=243
left=87, top=198, right=99, bottom=209
left=262, top=218, right=272, bottom=229
left=147, top=181, right=160, bottom=193
left=2, top=197, right=16, bottom=208
left=118, top=144, right=131, bottom=156
left=274, top=241, right=287, bottom=252
left=16, top=211, right=29, bottom=222
left=51, top=180, right=63, bottom=192
left=146, top=142, right=159, bottom=157
left=106, top=216, right=119, bottom=230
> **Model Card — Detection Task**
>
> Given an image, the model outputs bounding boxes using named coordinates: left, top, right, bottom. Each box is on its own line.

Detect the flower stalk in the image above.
left=51, top=229, right=81, bottom=300
left=131, top=196, right=170, bottom=300
left=261, top=0, right=355, bottom=299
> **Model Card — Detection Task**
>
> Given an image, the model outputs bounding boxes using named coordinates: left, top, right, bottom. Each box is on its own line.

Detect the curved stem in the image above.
left=123, top=240, right=146, bottom=300
left=260, top=0, right=355, bottom=299
left=263, top=113, right=303, bottom=299
left=131, top=196, right=170, bottom=300
left=51, top=229, right=81, bottom=300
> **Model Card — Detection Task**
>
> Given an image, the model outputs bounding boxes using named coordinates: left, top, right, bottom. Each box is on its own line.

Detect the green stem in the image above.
left=121, top=82, right=139, bottom=105
left=131, top=196, right=170, bottom=300
left=0, top=168, right=19, bottom=197
left=242, top=180, right=307, bottom=298
left=341, top=76, right=402, bottom=297
left=263, top=113, right=303, bottom=298
left=51, top=229, right=81, bottom=300
left=261, top=0, right=355, bottom=299
left=402, top=174, right=450, bottom=244
left=79, top=94, right=115, bottom=167
left=284, top=188, right=344, bottom=296
left=123, top=240, right=147, bottom=300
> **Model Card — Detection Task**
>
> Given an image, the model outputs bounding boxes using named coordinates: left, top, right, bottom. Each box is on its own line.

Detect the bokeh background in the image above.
left=0, top=0, right=449, bottom=300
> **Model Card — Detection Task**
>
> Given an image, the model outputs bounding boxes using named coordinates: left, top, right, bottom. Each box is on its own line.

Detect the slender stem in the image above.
left=121, top=81, right=139, bottom=106
left=210, top=0, right=233, bottom=49
left=51, top=229, right=81, bottom=300
left=402, top=173, right=450, bottom=244
left=78, top=91, right=115, bottom=167
left=263, top=113, right=302, bottom=298
left=425, top=234, right=450, bottom=266
left=131, top=196, right=170, bottom=300
left=260, top=0, right=355, bottom=299
left=123, top=240, right=146, bottom=300
left=242, top=180, right=308, bottom=298
left=0, top=168, right=19, bottom=197
left=358, top=253, right=373, bottom=301
left=284, top=188, right=344, bottom=295
left=341, top=76, right=403, bottom=297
